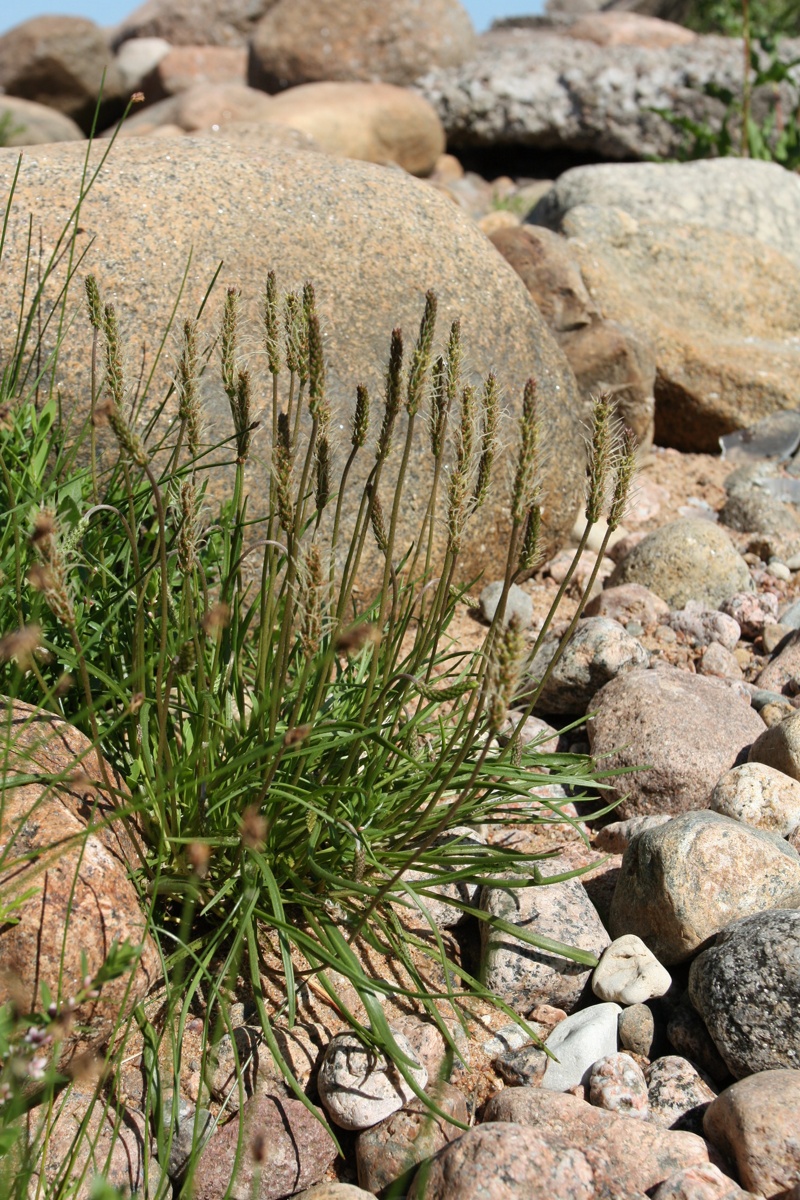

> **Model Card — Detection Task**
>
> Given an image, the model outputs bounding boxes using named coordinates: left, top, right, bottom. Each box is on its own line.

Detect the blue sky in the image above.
left=0, top=1, right=544, bottom=37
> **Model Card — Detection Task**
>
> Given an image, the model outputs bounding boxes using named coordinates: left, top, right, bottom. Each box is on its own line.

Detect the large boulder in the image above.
left=261, top=82, right=445, bottom=175
left=587, top=666, right=765, bottom=820
left=530, top=159, right=800, bottom=265
left=541, top=199, right=800, bottom=452
left=0, top=138, right=585, bottom=589
left=415, top=26, right=800, bottom=163
left=248, top=0, right=477, bottom=93
left=0, top=16, right=126, bottom=134
left=0, top=699, right=159, bottom=1063
left=113, top=0, right=279, bottom=48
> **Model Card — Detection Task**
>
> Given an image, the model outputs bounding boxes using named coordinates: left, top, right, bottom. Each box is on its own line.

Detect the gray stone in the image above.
left=721, top=462, right=800, bottom=541
left=522, top=616, right=648, bottom=715
left=480, top=859, right=611, bottom=1014
left=529, top=158, right=800, bottom=268
left=542, top=1002, right=622, bottom=1091
left=646, top=1056, right=716, bottom=1135
left=418, top=28, right=800, bottom=166
left=478, top=580, right=533, bottom=629
left=492, top=1041, right=548, bottom=1086
left=703, top=1069, right=800, bottom=1197
left=399, top=827, right=485, bottom=930
left=592, top=934, right=672, bottom=1005
left=114, top=35, right=171, bottom=91
left=192, top=1093, right=336, bottom=1200
left=754, top=632, right=800, bottom=696
left=688, top=910, right=800, bottom=1079
left=249, top=0, right=477, bottom=92
left=710, top=762, right=800, bottom=838
left=698, top=642, right=743, bottom=681
left=483, top=1088, right=712, bottom=1194
left=618, top=1002, right=661, bottom=1059
left=608, top=519, right=753, bottom=609
left=610, top=810, right=800, bottom=964
left=587, top=667, right=765, bottom=820
left=317, top=1030, right=427, bottom=1131
left=0, top=16, right=126, bottom=134
left=587, top=1051, right=649, bottom=1119
left=0, top=138, right=586, bottom=592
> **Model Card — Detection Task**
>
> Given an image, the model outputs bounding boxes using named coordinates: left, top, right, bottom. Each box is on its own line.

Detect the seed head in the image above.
left=221, top=287, right=240, bottom=403
left=487, top=613, right=526, bottom=732
left=352, top=383, right=370, bottom=449
left=586, top=393, right=614, bottom=524
left=177, top=319, right=201, bottom=457
left=315, top=435, right=330, bottom=514
left=608, top=427, right=637, bottom=531
left=84, top=275, right=102, bottom=331
left=377, top=328, right=403, bottom=462
left=473, top=373, right=499, bottom=510
left=511, top=378, right=540, bottom=524
left=240, top=805, right=267, bottom=851
left=406, top=290, right=437, bottom=416
left=263, top=270, right=282, bottom=376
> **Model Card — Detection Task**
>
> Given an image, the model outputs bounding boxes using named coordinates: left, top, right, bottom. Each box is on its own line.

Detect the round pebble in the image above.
left=317, top=1031, right=427, bottom=1131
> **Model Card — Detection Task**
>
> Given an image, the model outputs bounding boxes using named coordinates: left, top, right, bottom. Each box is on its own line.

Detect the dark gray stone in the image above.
left=688, top=909, right=800, bottom=1079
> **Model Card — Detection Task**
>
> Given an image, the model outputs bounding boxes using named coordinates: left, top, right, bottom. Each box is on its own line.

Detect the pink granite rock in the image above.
left=587, top=1052, right=650, bottom=1119
left=703, top=1070, right=800, bottom=1196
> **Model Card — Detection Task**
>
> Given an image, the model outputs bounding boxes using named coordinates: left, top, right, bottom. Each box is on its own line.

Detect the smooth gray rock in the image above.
left=689, top=909, right=800, bottom=1079
left=317, top=1031, right=427, bottom=1131
left=541, top=1002, right=622, bottom=1091
left=592, top=934, right=672, bottom=1005
left=721, top=462, right=800, bottom=540
left=479, top=580, right=533, bottom=628
left=529, top=157, right=800, bottom=267
left=609, top=810, right=800, bottom=965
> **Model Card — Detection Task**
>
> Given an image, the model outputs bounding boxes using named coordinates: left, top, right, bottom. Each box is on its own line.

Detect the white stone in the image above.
left=317, top=1030, right=427, bottom=1131
left=592, top=934, right=672, bottom=1005
left=710, top=762, right=800, bottom=838
left=541, top=1002, right=622, bottom=1092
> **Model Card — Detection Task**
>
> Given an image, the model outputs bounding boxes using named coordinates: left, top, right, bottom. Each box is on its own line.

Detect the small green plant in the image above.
left=654, top=0, right=800, bottom=167
left=0, top=129, right=634, bottom=1194
left=0, top=111, right=25, bottom=148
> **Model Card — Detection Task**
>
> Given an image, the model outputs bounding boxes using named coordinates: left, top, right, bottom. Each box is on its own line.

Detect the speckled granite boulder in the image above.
left=587, top=667, right=764, bottom=820
left=249, top=0, right=477, bottom=92
left=0, top=15, right=126, bottom=133
left=407, top=1123, right=596, bottom=1200
left=609, top=811, right=800, bottom=964
left=483, top=1089, right=712, bottom=1194
left=587, top=1052, right=649, bottom=1119
left=0, top=138, right=585, bottom=591
left=689, top=910, right=800, bottom=1078
left=480, top=859, right=611, bottom=1013
left=703, top=1070, right=800, bottom=1197
left=651, top=1164, right=759, bottom=1200
left=317, top=1031, right=427, bottom=1131
left=355, top=1083, right=467, bottom=1193
left=607, top=519, right=752, bottom=609
left=710, top=762, right=800, bottom=838
left=646, top=1056, right=717, bottom=1135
